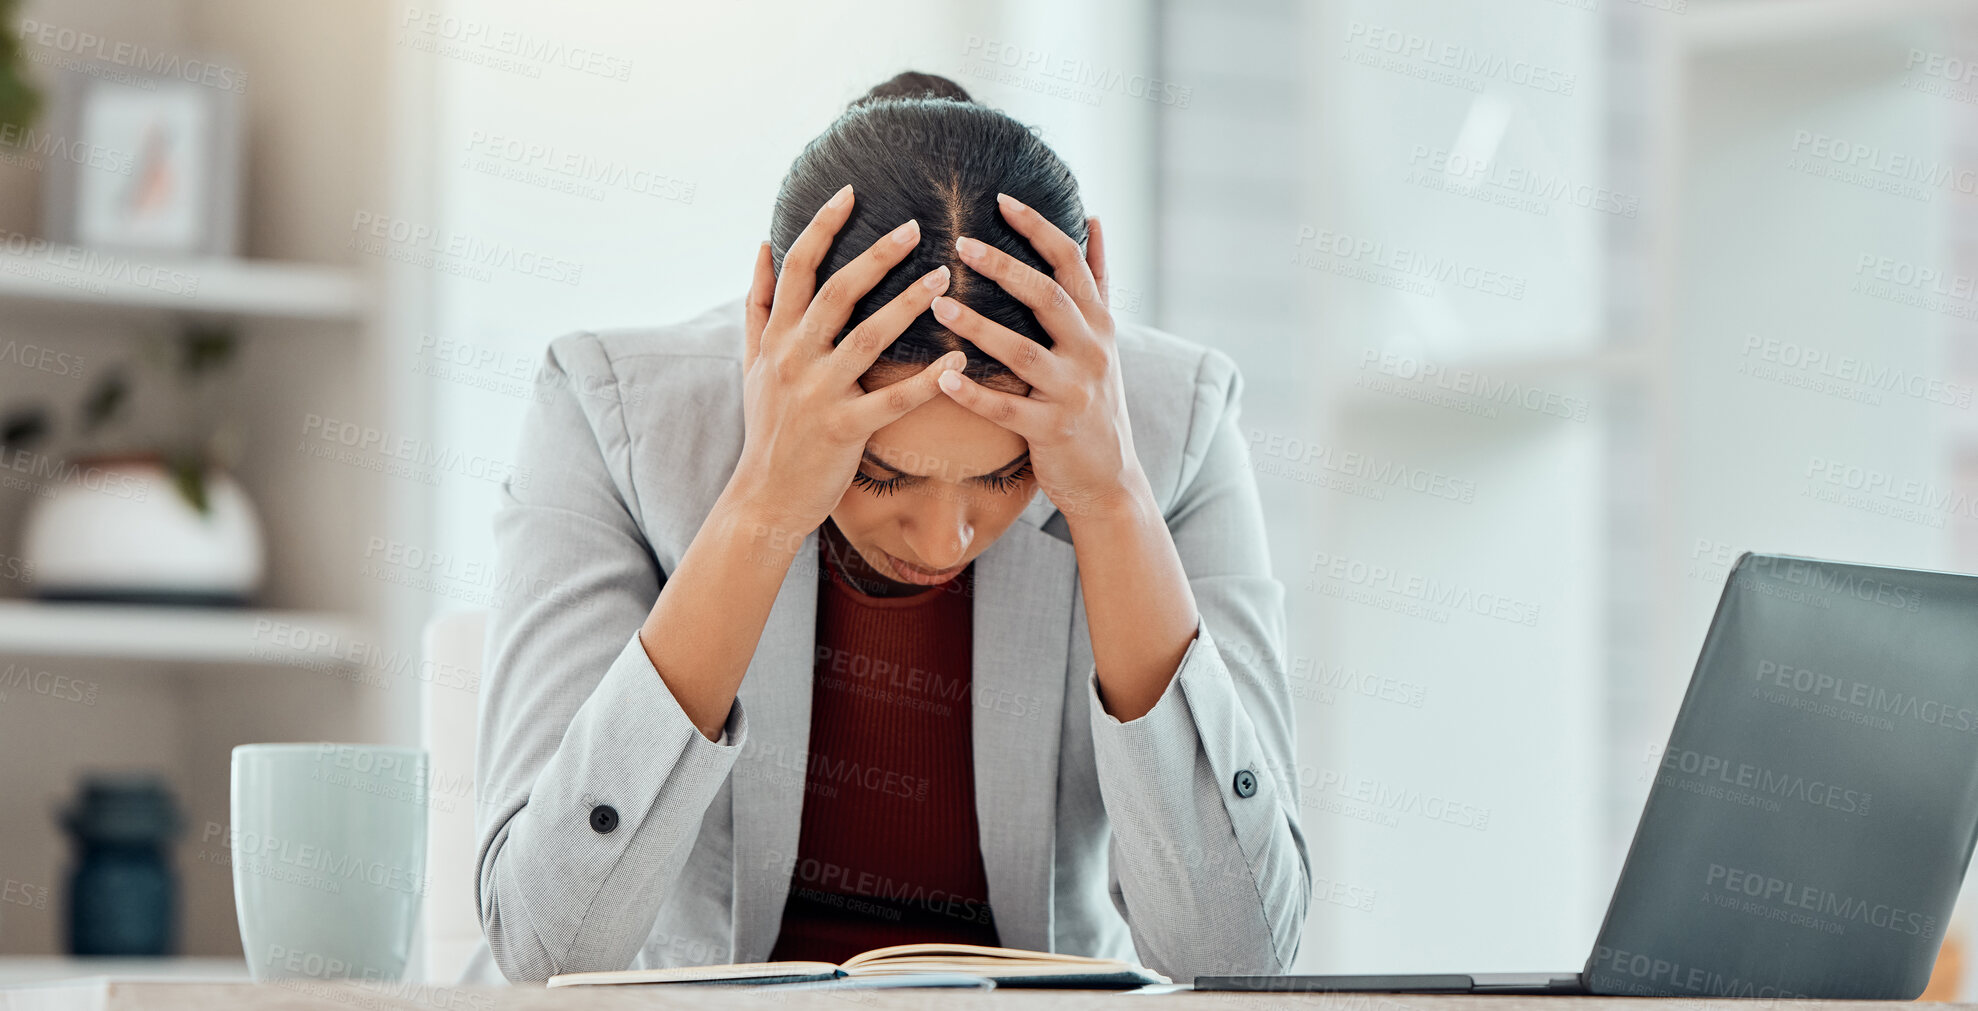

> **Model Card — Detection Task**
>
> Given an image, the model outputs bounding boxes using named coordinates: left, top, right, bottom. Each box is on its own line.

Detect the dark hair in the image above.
left=769, top=71, right=1087, bottom=389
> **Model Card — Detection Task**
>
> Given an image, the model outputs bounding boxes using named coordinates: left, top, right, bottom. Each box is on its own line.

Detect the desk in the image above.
left=0, top=981, right=1934, bottom=1011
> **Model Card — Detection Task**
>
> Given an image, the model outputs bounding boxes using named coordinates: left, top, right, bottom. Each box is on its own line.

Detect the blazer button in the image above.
left=589, top=804, right=619, bottom=834
left=1232, top=770, right=1258, bottom=799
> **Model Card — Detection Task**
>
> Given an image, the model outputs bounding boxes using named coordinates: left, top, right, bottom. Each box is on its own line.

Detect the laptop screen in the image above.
left=1585, top=553, right=1978, bottom=999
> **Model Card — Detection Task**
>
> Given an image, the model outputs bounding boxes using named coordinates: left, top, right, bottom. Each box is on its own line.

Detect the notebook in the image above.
left=543, top=942, right=1171, bottom=989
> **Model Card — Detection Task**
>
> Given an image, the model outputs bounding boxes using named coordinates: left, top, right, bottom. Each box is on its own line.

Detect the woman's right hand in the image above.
left=728, top=184, right=962, bottom=536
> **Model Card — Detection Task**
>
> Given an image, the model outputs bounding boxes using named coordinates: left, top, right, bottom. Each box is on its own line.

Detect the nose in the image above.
left=901, top=497, right=973, bottom=571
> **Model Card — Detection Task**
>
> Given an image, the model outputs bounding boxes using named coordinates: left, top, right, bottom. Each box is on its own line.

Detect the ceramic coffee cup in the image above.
left=229, top=744, right=428, bottom=981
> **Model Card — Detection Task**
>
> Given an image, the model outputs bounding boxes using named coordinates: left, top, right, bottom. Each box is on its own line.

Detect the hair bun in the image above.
left=851, top=70, right=973, bottom=108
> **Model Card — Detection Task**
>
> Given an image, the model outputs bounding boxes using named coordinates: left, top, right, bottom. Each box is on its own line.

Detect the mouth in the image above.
left=878, top=549, right=966, bottom=585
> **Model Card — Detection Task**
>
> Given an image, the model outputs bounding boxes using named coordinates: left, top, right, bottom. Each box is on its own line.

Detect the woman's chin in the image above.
left=877, top=549, right=966, bottom=586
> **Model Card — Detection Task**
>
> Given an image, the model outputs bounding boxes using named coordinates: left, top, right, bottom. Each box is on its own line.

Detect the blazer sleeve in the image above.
left=474, top=332, right=749, bottom=982
left=1083, top=348, right=1312, bottom=979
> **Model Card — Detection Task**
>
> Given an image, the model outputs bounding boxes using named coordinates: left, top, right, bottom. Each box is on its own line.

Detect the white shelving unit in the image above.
left=0, top=247, right=368, bottom=321
left=0, top=601, right=370, bottom=666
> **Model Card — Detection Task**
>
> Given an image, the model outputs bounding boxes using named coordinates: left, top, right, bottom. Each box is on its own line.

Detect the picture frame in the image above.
left=39, top=62, right=243, bottom=258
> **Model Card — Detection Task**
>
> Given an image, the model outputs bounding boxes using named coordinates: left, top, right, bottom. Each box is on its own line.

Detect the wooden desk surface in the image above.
left=0, top=978, right=1942, bottom=1011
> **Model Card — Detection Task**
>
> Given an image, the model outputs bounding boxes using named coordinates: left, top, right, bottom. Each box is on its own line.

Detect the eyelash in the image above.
left=851, top=462, right=1033, bottom=497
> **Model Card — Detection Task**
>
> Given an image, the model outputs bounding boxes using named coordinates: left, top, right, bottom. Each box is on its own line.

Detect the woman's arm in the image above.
left=933, top=201, right=1310, bottom=978
left=477, top=189, right=962, bottom=981
left=647, top=194, right=959, bottom=740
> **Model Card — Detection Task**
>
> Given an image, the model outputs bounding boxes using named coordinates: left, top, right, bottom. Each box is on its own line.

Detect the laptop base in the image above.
left=1194, top=973, right=1588, bottom=995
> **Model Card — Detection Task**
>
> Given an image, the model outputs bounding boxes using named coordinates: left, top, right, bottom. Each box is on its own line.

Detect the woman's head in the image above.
left=770, top=72, right=1088, bottom=394
left=771, top=71, right=1087, bottom=587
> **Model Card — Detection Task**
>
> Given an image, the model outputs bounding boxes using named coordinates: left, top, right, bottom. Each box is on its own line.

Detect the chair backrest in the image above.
left=418, top=608, right=487, bottom=982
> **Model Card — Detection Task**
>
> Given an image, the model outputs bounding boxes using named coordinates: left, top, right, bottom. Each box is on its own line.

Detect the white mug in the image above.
left=229, top=743, right=428, bottom=981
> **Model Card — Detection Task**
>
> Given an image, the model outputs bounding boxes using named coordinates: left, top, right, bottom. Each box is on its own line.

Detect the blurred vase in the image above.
left=21, top=457, right=264, bottom=605
left=61, top=775, right=181, bottom=956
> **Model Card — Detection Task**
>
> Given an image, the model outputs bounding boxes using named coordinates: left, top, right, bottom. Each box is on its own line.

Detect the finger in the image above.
left=802, top=217, right=922, bottom=346
left=997, top=192, right=1106, bottom=316
left=846, top=349, right=965, bottom=433
left=929, top=294, right=1063, bottom=391
left=1085, top=216, right=1110, bottom=308
left=953, top=232, right=1085, bottom=340
left=745, top=241, right=774, bottom=370
left=937, top=365, right=1049, bottom=438
left=830, top=265, right=950, bottom=376
left=769, top=184, right=854, bottom=337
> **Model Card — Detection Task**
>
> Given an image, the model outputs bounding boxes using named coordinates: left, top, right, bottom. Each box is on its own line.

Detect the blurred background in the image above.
left=2, top=0, right=1977, bottom=992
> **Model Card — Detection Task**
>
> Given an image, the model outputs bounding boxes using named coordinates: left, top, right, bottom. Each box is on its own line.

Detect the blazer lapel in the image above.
left=970, top=490, right=1077, bottom=953
left=729, top=529, right=820, bottom=962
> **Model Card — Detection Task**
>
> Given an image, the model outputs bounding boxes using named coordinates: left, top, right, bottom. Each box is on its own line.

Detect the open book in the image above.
left=544, top=943, right=1171, bottom=989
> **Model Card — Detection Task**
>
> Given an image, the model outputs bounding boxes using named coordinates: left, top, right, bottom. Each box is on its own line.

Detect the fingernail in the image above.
left=955, top=235, right=986, bottom=260
left=827, top=184, right=852, bottom=209
left=921, top=265, right=949, bottom=291
left=997, top=192, right=1024, bottom=212
left=931, top=296, right=959, bottom=322
left=939, top=370, right=962, bottom=393
left=892, top=219, right=920, bottom=246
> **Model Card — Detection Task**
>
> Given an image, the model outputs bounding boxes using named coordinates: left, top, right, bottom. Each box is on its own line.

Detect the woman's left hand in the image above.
left=932, top=195, right=1148, bottom=519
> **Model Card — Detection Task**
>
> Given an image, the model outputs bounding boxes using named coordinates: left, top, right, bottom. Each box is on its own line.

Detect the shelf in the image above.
left=1680, top=0, right=1971, bottom=52
left=0, top=601, right=372, bottom=667
left=0, top=245, right=368, bottom=322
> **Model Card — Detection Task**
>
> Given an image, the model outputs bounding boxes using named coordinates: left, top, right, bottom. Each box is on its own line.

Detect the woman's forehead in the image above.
left=864, top=393, right=1029, bottom=479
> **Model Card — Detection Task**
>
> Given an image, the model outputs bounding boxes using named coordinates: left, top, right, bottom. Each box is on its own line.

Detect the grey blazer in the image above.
left=466, top=298, right=1310, bottom=984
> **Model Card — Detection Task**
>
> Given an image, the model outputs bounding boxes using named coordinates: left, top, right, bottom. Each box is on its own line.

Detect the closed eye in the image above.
left=850, top=460, right=1033, bottom=497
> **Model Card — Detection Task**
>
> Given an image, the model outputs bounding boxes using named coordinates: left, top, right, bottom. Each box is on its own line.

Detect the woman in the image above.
left=469, top=71, right=1309, bottom=985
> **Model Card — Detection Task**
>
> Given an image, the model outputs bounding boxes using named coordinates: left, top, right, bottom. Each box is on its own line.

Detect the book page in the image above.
left=546, top=961, right=840, bottom=987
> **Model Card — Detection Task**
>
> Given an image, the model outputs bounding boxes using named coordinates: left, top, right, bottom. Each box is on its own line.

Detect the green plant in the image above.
left=0, top=0, right=41, bottom=134
left=1, top=324, right=240, bottom=514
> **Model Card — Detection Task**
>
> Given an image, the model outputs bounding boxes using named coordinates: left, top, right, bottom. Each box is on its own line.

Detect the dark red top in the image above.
left=765, top=549, right=1001, bottom=962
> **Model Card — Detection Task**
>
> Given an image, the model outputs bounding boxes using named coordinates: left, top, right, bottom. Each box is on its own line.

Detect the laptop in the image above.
left=1200, top=553, right=1978, bottom=998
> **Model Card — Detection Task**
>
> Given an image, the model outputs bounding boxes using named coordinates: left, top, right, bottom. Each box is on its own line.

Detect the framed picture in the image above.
left=40, top=63, right=243, bottom=258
